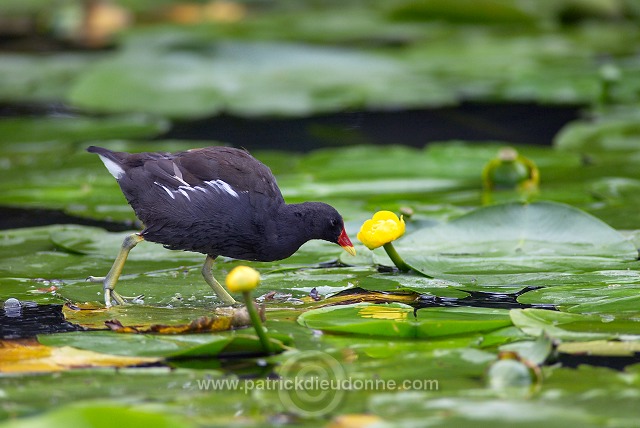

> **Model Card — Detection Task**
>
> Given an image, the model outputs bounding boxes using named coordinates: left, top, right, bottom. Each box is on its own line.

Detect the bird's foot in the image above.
left=104, top=289, right=145, bottom=307
left=87, top=277, right=143, bottom=307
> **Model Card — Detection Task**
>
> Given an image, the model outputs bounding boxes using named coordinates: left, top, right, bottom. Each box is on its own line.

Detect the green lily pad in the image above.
left=298, top=303, right=512, bottom=338
left=388, top=0, right=539, bottom=24
left=50, top=225, right=201, bottom=262
left=0, top=53, right=97, bottom=103
left=499, top=335, right=554, bottom=365
left=510, top=308, right=640, bottom=341
left=69, top=39, right=424, bottom=118
left=0, top=401, right=195, bottom=428
left=558, top=340, right=640, bottom=357
left=0, top=115, right=168, bottom=144
left=37, top=330, right=289, bottom=358
left=555, top=107, right=640, bottom=152
left=517, top=283, right=640, bottom=315
left=397, top=201, right=638, bottom=281
left=416, top=307, right=514, bottom=338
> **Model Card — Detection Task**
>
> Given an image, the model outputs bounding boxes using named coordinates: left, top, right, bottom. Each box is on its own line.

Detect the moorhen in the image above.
left=87, top=145, right=356, bottom=307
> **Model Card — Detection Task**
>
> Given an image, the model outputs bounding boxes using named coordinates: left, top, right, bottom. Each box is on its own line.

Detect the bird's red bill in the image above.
left=338, top=228, right=356, bottom=256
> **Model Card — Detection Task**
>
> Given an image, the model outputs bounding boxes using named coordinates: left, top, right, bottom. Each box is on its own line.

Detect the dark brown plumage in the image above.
left=89, top=145, right=353, bottom=259
left=87, top=145, right=355, bottom=306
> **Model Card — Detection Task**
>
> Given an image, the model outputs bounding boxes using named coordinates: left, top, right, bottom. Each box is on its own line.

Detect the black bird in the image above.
left=87, top=145, right=355, bottom=307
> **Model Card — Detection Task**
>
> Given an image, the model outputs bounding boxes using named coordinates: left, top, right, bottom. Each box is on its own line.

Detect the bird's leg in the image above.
left=87, top=233, right=144, bottom=307
left=202, top=255, right=237, bottom=305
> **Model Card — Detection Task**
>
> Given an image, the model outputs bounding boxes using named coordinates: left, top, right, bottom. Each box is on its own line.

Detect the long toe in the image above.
left=108, top=291, right=144, bottom=306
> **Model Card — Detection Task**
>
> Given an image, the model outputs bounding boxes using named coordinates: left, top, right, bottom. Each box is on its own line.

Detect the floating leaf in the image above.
left=103, top=306, right=259, bottom=334
left=517, top=283, right=640, bottom=315
left=298, top=303, right=512, bottom=338
left=38, top=331, right=290, bottom=358
left=0, top=115, right=168, bottom=144
left=0, top=402, right=194, bottom=428
left=0, top=53, right=96, bottom=103
left=396, top=201, right=638, bottom=281
left=69, top=39, right=425, bottom=118
left=510, top=308, right=640, bottom=341
left=499, top=335, right=553, bottom=365
left=557, top=340, right=640, bottom=357
left=0, top=338, right=158, bottom=374
left=555, top=108, right=640, bottom=152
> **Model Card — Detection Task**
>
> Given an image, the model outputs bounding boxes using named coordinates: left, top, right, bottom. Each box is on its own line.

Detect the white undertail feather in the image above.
left=98, top=155, right=125, bottom=179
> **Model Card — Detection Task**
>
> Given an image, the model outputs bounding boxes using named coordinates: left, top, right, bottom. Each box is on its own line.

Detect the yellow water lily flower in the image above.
left=357, top=211, right=406, bottom=250
left=225, top=266, right=261, bottom=293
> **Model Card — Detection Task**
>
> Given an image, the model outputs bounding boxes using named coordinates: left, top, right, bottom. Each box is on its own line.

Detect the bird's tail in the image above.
left=87, top=146, right=126, bottom=180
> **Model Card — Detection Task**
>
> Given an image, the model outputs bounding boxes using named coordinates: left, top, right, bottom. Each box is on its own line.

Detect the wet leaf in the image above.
left=69, top=40, right=423, bottom=118
left=0, top=115, right=168, bottom=144
left=510, top=308, right=640, bottom=341
left=396, top=201, right=637, bottom=281
left=37, top=330, right=291, bottom=358
left=557, top=340, right=640, bottom=357
left=0, top=401, right=194, bottom=428
left=298, top=303, right=512, bottom=338
left=555, top=107, right=640, bottom=152
left=103, top=305, right=258, bottom=334
left=499, top=335, right=554, bottom=365
left=516, top=283, right=640, bottom=315
left=0, top=53, right=97, bottom=103
left=0, top=338, right=158, bottom=374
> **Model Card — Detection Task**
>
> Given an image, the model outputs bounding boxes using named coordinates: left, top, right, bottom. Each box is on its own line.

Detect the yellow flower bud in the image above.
left=225, top=266, right=261, bottom=293
left=357, top=211, right=406, bottom=250
left=482, top=147, right=539, bottom=191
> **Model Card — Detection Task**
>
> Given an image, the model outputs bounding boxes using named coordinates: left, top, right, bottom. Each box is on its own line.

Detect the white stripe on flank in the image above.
left=205, top=179, right=239, bottom=198
left=154, top=181, right=176, bottom=199
left=154, top=179, right=239, bottom=200
left=178, top=188, right=191, bottom=201
left=98, top=155, right=125, bottom=179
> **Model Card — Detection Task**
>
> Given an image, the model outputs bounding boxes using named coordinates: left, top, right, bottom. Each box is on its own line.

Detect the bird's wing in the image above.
left=172, top=147, right=285, bottom=202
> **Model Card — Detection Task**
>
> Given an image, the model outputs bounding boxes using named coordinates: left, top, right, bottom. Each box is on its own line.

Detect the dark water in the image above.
left=0, top=302, right=84, bottom=339
left=160, top=102, right=581, bottom=151
left=0, top=206, right=138, bottom=232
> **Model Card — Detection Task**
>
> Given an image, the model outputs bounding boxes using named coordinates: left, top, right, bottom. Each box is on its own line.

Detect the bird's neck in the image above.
left=277, top=203, right=315, bottom=243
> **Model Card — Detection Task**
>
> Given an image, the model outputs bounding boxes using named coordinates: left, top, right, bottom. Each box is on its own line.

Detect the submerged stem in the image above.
left=242, top=291, right=273, bottom=355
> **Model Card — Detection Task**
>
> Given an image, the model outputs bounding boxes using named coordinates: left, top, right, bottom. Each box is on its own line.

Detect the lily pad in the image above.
left=0, top=339, right=159, bottom=374
left=0, top=402, right=195, bottom=428
left=517, top=283, right=640, bottom=315
left=38, top=330, right=290, bottom=358
left=557, top=340, right=640, bottom=357
left=0, top=115, right=168, bottom=144
left=554, top=107, right=640, bottom=152
left=298, top=303, right=512, bottom=338
left=69, top=39, right=425, bottom=118
left=0, top=53, right=97, bottom=103
left=510, top=308, right=640, bottom=341
left=396, top=201, right=638, bottom=281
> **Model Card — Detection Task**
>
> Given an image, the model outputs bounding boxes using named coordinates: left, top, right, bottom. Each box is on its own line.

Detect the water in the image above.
left=0, top=300, right=84, bottom=339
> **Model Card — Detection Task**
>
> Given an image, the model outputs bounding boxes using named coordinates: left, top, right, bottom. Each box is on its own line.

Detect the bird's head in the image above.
left=295, top=202, right=356, bottom=256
